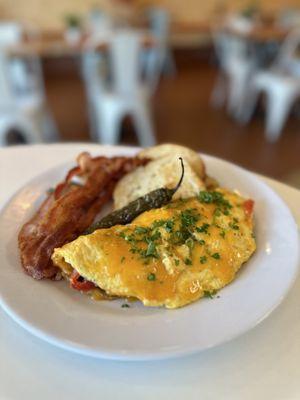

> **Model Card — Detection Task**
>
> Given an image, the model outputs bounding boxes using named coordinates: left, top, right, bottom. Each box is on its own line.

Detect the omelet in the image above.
left=52, top=189, right=256, bottom=309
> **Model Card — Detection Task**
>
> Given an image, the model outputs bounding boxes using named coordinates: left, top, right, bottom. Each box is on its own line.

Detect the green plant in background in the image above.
left=64, top=14, right=82, bottom=29
left=240, top=1, right=260, bottom=19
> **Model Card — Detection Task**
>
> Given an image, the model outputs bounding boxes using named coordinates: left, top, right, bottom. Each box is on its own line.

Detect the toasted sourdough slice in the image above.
left=113, top=144, right=206, bottom=210
left=138, top=144, right=206, bottom=178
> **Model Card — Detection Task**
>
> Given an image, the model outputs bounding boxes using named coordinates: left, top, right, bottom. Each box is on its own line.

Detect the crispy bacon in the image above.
left=18, top=153, right=147, bottom=280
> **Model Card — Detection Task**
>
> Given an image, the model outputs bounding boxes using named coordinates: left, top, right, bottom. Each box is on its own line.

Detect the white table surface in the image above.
left=0, top=143, right=299, bottom=400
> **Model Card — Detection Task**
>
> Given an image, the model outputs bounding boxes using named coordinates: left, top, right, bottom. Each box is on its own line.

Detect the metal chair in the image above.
left=82, top=30, right=156, bottom=146
left=211, top=28, right=258, bottom=119
left=239, top=28, right=300, bottom=141
left=0, top=22, right=58, bottom=145
left=144, top=7, right=176, bottom=91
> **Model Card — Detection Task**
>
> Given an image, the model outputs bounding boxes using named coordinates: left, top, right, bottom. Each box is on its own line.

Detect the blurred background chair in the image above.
left=0, top=22, right=30, bottom=94
left=82, top=30, right=156, bottom=146
left=277, top=8, right=300, bottom=30
left=81, top=36, right=110, bottom=141
left=143, top=7, right=176, bottom=91
left=0, top=22, right=22, bottom=46
left=0, top=52, right=44, bottom=145
left=87, top=7, right=113, bottom=35
left=1, top=1, right=300, bottom=186
left=224, top=12, right=256, bottom=35
left=238, top=28, right=300, bottom=141
left=211, top=26, right=258, bottom=120
left=0, top=21, right=58, bottom=145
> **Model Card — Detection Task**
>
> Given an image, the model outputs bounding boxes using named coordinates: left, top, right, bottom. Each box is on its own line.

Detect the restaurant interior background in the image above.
left=1, top=0, right=300, bottom=188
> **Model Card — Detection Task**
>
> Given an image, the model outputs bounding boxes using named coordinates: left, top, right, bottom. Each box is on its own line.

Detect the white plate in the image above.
left=0, top=150, right=299, bottom=361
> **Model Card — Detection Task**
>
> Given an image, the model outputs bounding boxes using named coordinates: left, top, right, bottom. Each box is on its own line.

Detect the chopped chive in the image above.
left=185, top=237, right=194, bottom=249
left=196, top=223, right=210, bottom=234
left=180, top=209, right=199, bottom=227
left=212, top=252, right=221, bottom=260
left=203, top=290, right=218, bottom=299
left=198, top=191, right=232, bottom=207
left=164, top=220, right=174, bottom=233
left=130, top=248, right=138, bottom=254
left=230, top=223, right=239, bottom=230
left=147, top=273, right=156, bottom=281
left=200, top=255, right=207, bottom=264
left=198, top=191, right=214, bottom=203
left=151, top=220, right=165, bottom=229
left=214, top=208, right=222, bottom=217
left=150, top=231, right=161, bottom=241
left=146, top=241, right=157, bottom=257
left=134, top=226, right=149, bottom=235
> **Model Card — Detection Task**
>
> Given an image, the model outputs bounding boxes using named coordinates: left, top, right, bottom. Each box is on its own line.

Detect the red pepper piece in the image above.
left=244, top=199, right=254, bottom=217
left=70, top=271, right=96, bottom=291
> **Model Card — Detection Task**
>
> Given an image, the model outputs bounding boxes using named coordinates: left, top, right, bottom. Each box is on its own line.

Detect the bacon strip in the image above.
left=18, top=153, right=147, bottom=280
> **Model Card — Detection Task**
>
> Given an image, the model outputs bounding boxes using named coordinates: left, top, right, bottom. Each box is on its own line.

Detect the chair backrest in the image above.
left=81, top=50, right=107, bottom=99
left=0, top=22, right=22, bottom=49
left=0, top=52, right=14, bottom=107
left=109, top=30, right=142, bottom=94
left=224, top=13, right=255, bottom=35
left=212, top=13, right=256, bottom=71
left=275, top=28, right=300, bottom=73
left=148, top=8, right=170, bottom=43
left=212, top=29, right=250, bottom=70
left=87, top=9, right=113, bottom=35
left=277, top=8, right=300, bottom=29
left=82, top=30, right=115, bottom=102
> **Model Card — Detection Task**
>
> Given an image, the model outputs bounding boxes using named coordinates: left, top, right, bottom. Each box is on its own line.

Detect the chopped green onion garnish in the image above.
left=212, top=252, right=221, bottom=260
left=147, top=273, right=156, bottom=281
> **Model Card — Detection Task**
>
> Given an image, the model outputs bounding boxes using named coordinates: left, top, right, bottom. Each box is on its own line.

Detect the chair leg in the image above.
left=0, top=114, right=44, bottom=145
left=16, top=117, right=44, bottom=144
left=87, top=101, right=99, bottom=142
left=42, top=108, right=60, bottom=142
left=163, top=48, right=177, bottom=76
left=96, top=107, right=121, bottom=145
left=0, top=119, right=9, bottom=146
left=211, top=73, right=227, bottom=109
left=236, top=88, right=259, bottom=124
left=132, top=104, right=156, bottom=147
left=265, top=90, right=294, bottom=142
left=144, top=48, right=163, bottom=94
left=227, top=72, right=247, bottom=117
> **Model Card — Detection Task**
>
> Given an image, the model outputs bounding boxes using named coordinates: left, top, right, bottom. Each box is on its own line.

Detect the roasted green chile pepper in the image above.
left=85, top=158, right=185, bottom=234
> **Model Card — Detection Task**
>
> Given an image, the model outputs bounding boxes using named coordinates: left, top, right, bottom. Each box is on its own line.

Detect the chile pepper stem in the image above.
left=172, top=157, right=185, bottom=194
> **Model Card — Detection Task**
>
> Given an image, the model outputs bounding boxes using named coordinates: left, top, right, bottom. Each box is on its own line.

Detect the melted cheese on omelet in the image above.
left=52, top=189, right=256, bottom=309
